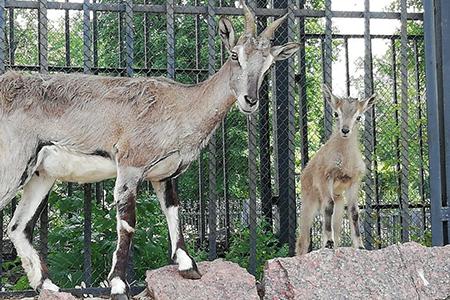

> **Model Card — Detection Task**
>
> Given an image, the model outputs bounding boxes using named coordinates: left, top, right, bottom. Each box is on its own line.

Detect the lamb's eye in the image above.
left=334, top=112, right=339, bottom=118
left=356, top=115, right=361, bottom=121
left=231, top=51, right=238, bottom=61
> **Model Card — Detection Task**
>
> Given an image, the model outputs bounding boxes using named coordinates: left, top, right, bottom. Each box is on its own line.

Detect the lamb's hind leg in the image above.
left=7, top=172, right=58, bottom=291
left=152, top=179, right=201, bottom=279
left=296, top=192, right=319, bottom=256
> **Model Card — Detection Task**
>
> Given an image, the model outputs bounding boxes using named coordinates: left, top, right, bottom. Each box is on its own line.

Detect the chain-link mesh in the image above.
left=0, top=0, right=434, bottom=295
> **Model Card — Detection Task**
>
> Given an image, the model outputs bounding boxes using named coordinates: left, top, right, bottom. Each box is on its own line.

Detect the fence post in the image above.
left=207, top=0, right=218, bottom=260
left=82, top=0, right=93, bottom=286
left=424, top=0, right=450, bottom=246
left=274, top=0, right=297, bottom=255
left=362, top=0, right=375, bottom=250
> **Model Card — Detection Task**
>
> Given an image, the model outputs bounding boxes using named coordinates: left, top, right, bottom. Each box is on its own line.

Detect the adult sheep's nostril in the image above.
left=341, top=128, right=350, bottom=134
left=244, top=95, right=257, bottom=107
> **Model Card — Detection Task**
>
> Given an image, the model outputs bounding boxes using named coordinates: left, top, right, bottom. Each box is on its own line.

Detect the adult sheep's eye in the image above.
left=334, top=112, right=339, bottom=118
left=356, top=115, right=361, bottom=121
left=231, top=51, right=238, bottom=61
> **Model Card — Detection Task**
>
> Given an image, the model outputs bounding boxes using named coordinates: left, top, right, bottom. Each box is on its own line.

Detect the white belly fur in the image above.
left=37, top=146, right=117, bottom=183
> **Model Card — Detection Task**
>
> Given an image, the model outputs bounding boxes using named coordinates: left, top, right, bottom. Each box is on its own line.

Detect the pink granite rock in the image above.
left=263, top=242, right=450, bottom=300
left=145, top=259, right=259, bottom=300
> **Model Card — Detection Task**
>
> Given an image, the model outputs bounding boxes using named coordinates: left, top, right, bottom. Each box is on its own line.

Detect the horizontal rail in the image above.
left=7, top=65, right=209, bottom=75
left=0, top=286, right=146, bottom=298
left=4, top=1, right=423, bottom=20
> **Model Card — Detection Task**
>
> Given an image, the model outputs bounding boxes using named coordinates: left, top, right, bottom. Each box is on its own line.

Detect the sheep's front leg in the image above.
left=152, top=179, right=201, bottom=279
left=108, top=167, right=141, bottom=300
left=346, top=181, right=364, bottom=249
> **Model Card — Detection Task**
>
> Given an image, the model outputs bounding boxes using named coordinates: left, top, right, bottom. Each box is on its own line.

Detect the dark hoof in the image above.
left=111, top=294, right=129, bottom=300
left=358, top=246, right=366, bottom=250
left=179, top=268, right=202, bottom=280
left=325, top=240, right=334, bottom=249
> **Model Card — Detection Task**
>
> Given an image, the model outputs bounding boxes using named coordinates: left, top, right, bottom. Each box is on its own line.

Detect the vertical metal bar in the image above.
left=0, top=0, right=5, bottom=73
left=323, top=0, right=332, bottom=138
left=222, top=119, right=230, bottom=248
left=124, top=0, right=133, bottom=77
left=344, top=37, right=350, bottom=97
left=82, top=0, right=92, bottom=285
left=144, top=0, right=150, bottom=69
left=166, top=0, right=175, bottom=79
left=257, top=0, right=272, bottom=229
left=363, top=0, right=375, bottom=249
left=8, top=8, right=14, bottom=66
left=83, top=0, right=92, bottom=74
left=298, top=0, right=308, bottom=170
left=391, top=38, right=402, bottom=243
left=199, top=152, right=206, bottom=246
left=92, top=0, right=98, bottom=70
left=38, top=0, right=48, bottom=74
left=414, top=39, right=426, bottom=233
left=118, top=10, right=124, bottom=70
left=399, top=0, right=410, bottom=242
left=440, top=0, right=450, bottom=244
left=124, top=0, right=134, bottom=277
left=247, top=113, right=258, bottom=275
left=83, top=184, right=92, bottom=287
left=275, top=0, right=297, bottom=254
left=246, top=0, right=257, bottom=276
left=207, top=0, right=217, bottom=260
left=423, top=0, right=444, bottom=246
left=65, top=0, right=71, bottom=67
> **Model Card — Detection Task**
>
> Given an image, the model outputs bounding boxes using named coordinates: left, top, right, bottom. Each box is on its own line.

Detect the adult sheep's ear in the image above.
left=323, top=84, right=341, bottom=111
left=218, top=17, right=236, bottom=53
left=271, top=42, right=301, bottom=61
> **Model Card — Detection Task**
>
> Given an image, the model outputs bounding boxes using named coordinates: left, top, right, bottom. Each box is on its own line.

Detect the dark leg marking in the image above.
left=350, top=205, right=361, bottom=237
left=110, top=192, right=136, bottom=283
left=24, top=194, right=50, bottom=243
left=324, top=199, right=334, bottom=232
left=19, top=141, right=54, bottom=187
left=91, top=149, right=111, bottom=159
left=325, top=240, right=334, bottom=249
left=164, top=179, right=179, bottom=207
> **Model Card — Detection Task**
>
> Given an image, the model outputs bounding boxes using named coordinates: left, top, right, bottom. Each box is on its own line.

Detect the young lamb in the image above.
left=295, top=84, right=375, bottom=255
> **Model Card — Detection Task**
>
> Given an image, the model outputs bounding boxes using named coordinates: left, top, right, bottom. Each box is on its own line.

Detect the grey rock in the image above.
left=263, top=242, right=450, bottom=300
left=145, top=259, right=259, bottom=300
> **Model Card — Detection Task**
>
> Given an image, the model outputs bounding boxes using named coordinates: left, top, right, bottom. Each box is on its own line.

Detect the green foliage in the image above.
left=46, top=184, right=170, bottom=288
left=225, top=222, right=289, bottom=280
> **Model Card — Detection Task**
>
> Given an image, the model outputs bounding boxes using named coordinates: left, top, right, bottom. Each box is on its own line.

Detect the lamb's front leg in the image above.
left=321, top=179, right=335, bottom=249
left=346, top=181, right=364, bottom=249
left=108, top=167, right=141, bottom=300
left=152, top=179, right=201, bottom=279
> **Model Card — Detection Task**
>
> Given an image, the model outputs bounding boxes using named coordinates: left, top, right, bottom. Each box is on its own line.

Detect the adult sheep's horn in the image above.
left=259, top=13, right=288, bottom=40
left=240, top=0, right=256, bottom=36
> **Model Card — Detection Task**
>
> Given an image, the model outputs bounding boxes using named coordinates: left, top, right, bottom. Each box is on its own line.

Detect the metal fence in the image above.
left=0, top=0, right=441, bottom=297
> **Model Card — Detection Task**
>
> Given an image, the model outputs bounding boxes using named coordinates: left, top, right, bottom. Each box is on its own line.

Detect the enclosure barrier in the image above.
left=0, top=0, right=443, bottom=297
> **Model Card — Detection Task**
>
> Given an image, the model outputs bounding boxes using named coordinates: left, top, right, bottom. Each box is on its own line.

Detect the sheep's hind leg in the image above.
left=7, top=172, right=58, bottom=291
left=152, top=179, right=201, bottom=279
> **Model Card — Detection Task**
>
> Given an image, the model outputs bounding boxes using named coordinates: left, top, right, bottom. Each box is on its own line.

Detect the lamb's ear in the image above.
left=271, top=42, right=301, bottom=61
left=359, top=94, right=376, bottom=112
left=323, top=84, right=341, bottom=110
left=219, top=17, right=236, bottom=53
